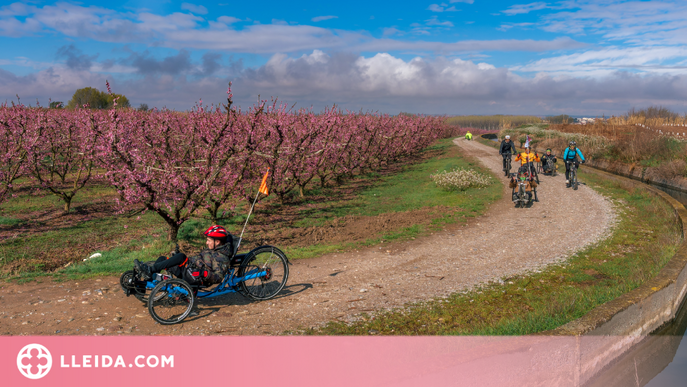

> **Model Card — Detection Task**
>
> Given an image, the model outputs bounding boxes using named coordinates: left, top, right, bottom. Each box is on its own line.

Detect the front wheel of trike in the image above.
left=238, top=246, right=289, bottom=301
left=147, top=279, right=195, bottom=325
left=120, top=270, right=147, bottom=301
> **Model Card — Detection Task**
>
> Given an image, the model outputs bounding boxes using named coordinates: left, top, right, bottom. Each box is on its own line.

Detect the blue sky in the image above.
left=1, top=0, right=686, bottom=115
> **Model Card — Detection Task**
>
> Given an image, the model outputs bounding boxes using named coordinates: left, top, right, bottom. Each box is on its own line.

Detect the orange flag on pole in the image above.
left=258, top=168, right=270, bottom=195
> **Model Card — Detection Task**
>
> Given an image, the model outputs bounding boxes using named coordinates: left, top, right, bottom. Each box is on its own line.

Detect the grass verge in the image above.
left=312, top=168, right=681, bottom=335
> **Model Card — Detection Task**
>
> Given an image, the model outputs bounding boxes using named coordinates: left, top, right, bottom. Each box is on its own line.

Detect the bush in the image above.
left=655, top=159, right=687, bottom=180
left=430, top=168, right=492, bottom=191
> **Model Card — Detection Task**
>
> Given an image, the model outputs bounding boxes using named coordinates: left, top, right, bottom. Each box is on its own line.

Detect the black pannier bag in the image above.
left=183, top=265, right=209, bottom=285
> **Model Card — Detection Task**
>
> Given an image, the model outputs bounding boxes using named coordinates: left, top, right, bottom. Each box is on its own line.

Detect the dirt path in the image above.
left=0, top=139, right=616, bottom=336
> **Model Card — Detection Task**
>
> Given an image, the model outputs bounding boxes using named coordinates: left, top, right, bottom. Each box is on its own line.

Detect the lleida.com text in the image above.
left=60, top=354, right=174, bottom=368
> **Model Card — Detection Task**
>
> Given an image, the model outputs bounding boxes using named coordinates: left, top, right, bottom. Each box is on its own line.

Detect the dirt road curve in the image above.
left=0, top=139, right=616, bottom=336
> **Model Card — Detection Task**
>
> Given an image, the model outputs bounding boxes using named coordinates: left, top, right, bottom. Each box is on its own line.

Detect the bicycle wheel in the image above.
left=120, top=270, right=147, bottom=301
left=238, top=246, right=289, bottom=300
left=147, top=279, right=195, bottom=325
left=572, top=169, right=578, bottom=190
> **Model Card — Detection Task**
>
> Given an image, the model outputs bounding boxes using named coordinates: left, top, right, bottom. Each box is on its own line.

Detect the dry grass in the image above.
left=501, top=122, right=687, bottom=170
left=446, top=115, right=542, bottom=130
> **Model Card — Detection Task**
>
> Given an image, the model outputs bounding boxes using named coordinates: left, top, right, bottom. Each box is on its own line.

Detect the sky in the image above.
left=1, top=0, right=686, bottom=116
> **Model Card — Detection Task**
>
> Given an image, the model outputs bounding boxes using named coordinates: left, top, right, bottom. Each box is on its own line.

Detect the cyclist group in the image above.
left=499, top=136, right=586, bottom=204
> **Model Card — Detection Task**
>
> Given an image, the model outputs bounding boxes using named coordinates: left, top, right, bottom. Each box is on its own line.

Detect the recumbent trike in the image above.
left=119, top=236, right=289, bottom=325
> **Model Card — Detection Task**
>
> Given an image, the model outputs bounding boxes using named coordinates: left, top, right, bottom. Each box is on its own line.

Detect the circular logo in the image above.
left=17, top=344, right=52, bottom=380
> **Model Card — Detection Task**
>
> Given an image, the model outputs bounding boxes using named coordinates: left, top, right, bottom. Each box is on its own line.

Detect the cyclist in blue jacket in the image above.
left=563, top=141, right=585, bottom=188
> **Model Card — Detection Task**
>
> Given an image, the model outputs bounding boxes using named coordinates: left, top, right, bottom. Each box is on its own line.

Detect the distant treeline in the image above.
left=446, top=115, right=542, bottom=130
left=626, top=106, right=684, bottom=121
left=547, top=115, right=573, bottom=124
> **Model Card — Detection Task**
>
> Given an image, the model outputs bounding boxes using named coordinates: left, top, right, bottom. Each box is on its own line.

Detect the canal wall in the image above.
left=548, top=166, right=687, bottom=385
left=482, top=135, right=687, bottom=384
left=531, top=150, right=687, bottom=385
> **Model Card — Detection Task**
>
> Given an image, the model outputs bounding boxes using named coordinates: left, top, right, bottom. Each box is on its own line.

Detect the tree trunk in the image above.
left=207, top=201, right=221, bottom=224
left=63, top=196, right=72, bottom=213
left=167, top=222, right=180, bottom=242
left=319, top=175, right=328, bottom=188
left=299, top=185, right=305, bottom=198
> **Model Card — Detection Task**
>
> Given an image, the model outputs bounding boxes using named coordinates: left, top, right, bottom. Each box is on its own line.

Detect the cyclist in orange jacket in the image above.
left=514, top=146, right=540, bottom=175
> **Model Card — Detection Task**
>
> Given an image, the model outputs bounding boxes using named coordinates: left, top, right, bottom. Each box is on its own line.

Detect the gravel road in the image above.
left=0, top=139, right=616, bottom=336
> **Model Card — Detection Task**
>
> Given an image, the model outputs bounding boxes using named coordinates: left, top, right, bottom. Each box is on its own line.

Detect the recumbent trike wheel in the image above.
left=120, top=270, right=147, bottom=301
left=238, top=246, right=289, bottom=301
left=147, top=279, right=195, bottom=325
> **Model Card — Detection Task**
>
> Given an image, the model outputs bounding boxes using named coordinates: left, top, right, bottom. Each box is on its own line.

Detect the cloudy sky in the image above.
left=1, top=0, right=686, bottom=115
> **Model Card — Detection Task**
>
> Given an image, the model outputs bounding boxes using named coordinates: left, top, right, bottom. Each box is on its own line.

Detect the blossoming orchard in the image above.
left=0, top=84, right=448, bottom=241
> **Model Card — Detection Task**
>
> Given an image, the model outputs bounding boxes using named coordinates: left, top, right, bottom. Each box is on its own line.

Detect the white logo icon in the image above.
left=17, top=344, right=52, bottom=379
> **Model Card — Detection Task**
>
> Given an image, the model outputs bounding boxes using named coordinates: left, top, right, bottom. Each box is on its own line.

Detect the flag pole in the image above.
left=236, top=168, right=269, bottom=252
left=236, top=190, right=261, bottom=252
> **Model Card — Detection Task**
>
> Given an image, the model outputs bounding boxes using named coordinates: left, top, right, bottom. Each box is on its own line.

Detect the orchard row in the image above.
left=0, top=89, right=448, bottom=240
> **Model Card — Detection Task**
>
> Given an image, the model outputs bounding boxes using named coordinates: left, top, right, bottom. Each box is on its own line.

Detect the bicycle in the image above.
left=566, top=161, right=579, bottom=190
left=527, top=161, right=539, bottom=184
left=120, top=237, right=289, bottom=325
left=503, top=154, right=512, bottom=177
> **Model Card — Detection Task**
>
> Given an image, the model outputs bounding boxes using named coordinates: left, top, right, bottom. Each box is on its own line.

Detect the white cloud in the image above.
left=3, top=51, right=687, bottom=115
left=236, top=51, right=687, bottom=114
left=180, top=3, right=208, bottom=15
left=538, top=0, right=687, bottom=46
left=0, top=2, right=584, bottom=54
left=428, top=4, right=458, bottom=12
left=426, top=16, right=454, bottom=27
left=502, top=2, right=549, bottom=16
left=513, top=46, right=687, bottom=77
left=498, top=22, right=534, bottom=31
left=449, top=0, right=474, bottom=4
left=311, top=15, right=338, bottom=22
left=215, top=16, right=241, bottom=25
left=356, top=37, right=586, bottom=53
left=382, top=27, right=402, bottom=36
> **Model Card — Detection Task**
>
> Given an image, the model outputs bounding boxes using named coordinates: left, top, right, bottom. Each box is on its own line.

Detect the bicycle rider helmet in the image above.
left=204, top=225, right=229, bottom=239
left=569, top=140, right=577, bottom=146
left=505, top=135, right=511, bottom=139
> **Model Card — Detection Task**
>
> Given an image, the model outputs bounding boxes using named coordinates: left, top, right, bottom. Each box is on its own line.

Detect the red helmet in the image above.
left=203, top=225, right=229, bottom=239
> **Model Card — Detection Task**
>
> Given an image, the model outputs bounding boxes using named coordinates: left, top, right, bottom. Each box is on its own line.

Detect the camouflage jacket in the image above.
left=188, top=240, right=234, bottom=284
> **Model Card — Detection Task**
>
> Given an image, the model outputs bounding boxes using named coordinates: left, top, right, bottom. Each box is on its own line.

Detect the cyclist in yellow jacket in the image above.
left=515, top=146, right=540, bottom=170
left=465, top=131, right=473, bottom=140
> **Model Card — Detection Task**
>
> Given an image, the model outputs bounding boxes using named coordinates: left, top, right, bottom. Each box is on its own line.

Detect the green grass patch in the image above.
left=0, top=216, right=22, bottom=226
left=313, top=168, right=681, bottom=335
left=291, top=140, right=501, bottom=228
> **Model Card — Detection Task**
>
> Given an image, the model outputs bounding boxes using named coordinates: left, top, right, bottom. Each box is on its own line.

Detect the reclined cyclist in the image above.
left=563, top=141, right=586, bottom=188
left=135, top=225, right=234, bottom=285
left=509, top=167, right=538, bottom=202
left=540, top=148, right=557, bottom=175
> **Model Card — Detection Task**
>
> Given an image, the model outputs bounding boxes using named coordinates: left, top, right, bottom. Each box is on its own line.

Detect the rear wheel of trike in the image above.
left=238, top=246, right=289, bottom=301
left=147, top=279, right=195, bottom=325
left=120, top=270, right=147, bottom=301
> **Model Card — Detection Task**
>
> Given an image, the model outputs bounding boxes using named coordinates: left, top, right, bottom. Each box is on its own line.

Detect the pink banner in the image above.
left=0, top=335, right=649, bottom=386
